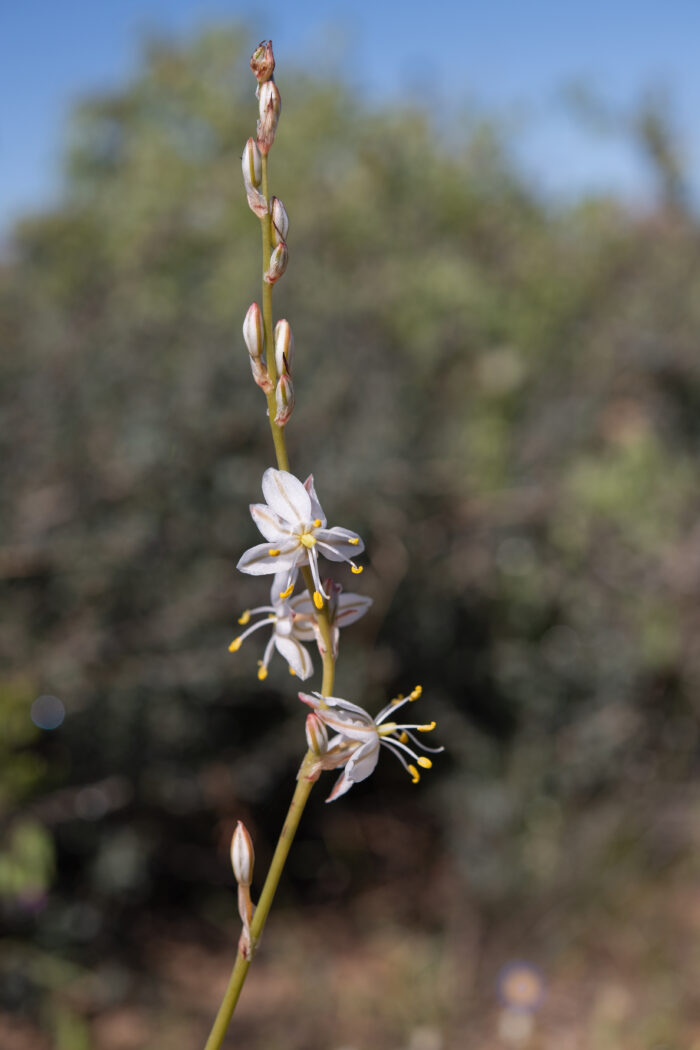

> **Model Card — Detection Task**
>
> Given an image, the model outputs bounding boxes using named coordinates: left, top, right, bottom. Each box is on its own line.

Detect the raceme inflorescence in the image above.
left=203, top=40, right=443, bottom=1050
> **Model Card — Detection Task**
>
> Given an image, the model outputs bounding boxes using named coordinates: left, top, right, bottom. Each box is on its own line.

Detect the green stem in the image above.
left=203, top=757, right=318, bottom=1050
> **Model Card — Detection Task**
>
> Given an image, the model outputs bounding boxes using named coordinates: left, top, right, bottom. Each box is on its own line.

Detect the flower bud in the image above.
left=274, top=373, right=295, bottom=426
left=241, top=137, right=262, bottom=190
left=243, top=302, right=264, bottom=360
left=270, top=197, right=289, bottom=246
left=250, top=355, right=273, bottom=393
left=250, top=40, right=275, bottom=84
left=274, top=319, right=294, bottom=376
left=257, top=80, right=281, bottom=156
left=264, top=241, right=288, bottom=285
left=305, top=712, right=328, bottom=757
left=231, top=821, right=255, bottom=887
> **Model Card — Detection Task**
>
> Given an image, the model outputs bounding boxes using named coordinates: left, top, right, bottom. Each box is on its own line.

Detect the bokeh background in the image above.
left=3, top=4, right=700, bottom=1048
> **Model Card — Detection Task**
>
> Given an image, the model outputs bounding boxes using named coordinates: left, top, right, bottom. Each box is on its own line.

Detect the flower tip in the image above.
left=229, top=637, right=243, bottom=652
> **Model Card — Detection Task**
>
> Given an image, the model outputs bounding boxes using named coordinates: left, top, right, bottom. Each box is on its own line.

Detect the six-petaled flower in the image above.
left=299, top=687, right=443, bottom=801
left=237, top=468, right=365, bottom=610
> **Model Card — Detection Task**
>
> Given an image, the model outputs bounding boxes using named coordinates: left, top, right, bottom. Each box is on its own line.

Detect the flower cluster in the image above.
left=232, top=39, right=441, bottom=807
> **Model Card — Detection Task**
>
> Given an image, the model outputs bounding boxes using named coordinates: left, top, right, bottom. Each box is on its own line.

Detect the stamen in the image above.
left=229, top=637, right=243, bottom=652
left=279, top=584, right=294, bottom=599
left=289, top=666, right=296, bottom=676
left=399, top=731, right=409, bottom=744
left=391, top=694, right=405, bottom=706
left=268, top=548, right=281, bottom=556
left=313, top=519, right=322, bottom=527
left=351, top=564, right=363, bottom=574
left=409, top=685, right=423, bottom=701
left=301, top=533, right=316, bottom=548
left=418, top=722, right=436, bottom=732
left=348, top=537, right=360, bottom=546
left=408, top=764, right=420, bottom=784
left=417, top=757, right=432, bottom=769
left=257, top=662, right=268, bottom=681
left=238, top=610, right=251, bottom=625
left=313, top=590, right=324, bottom=610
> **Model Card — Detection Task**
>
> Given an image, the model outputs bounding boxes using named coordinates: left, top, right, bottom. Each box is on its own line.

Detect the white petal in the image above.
left=262, top=468, right=311, bottom=524
left=275, top=635, right=313, bottom=679
left=325, top=768, right=354, bottom=802
left=250, top=503, right=291, bottom=543
left=304, top=475, right=327, bottom=526
left=314, top=527, right=365, bottom=561
left=237, top=541, right=298, bottom=576
left=344, top=738, right=380, bottom=784
left=334, top=593, right=373, bottom=627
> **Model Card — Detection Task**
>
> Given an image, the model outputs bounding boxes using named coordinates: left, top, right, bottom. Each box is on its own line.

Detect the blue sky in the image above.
left=2, top=0, right=699, bottom=234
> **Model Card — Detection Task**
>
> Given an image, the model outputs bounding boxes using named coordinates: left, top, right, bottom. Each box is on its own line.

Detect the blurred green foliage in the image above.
left=2, top=25, right=700, bottom=1024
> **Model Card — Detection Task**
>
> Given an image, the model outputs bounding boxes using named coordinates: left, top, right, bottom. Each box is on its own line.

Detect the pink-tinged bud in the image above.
left=250, top=355, right=273, bottom=393
left=274, top=373, right=295, bottom=426
left=231, top=821, right=255, bottom=886
left=241, top=137, right=262, bottom=189
left=264, top=241, right=288, bottom=285
left=305, top=712, right=328, bottom=756
left=250, top=40, right=275, bottom=84
left=274, top=319, right=294, bottom=375
left=270, top=196, right=289, bottom=246
left=243, top=302, right=264, bottom=360
left=257, top=80, right=281, bottom=156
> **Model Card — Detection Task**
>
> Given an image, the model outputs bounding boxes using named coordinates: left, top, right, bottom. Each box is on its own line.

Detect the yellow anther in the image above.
left=313, top=519, right=322, bottom=527
left=228, top=637, right=243, bottom=653
left=257, top=663, right=268, bottom=681
left=417, top=757, right=433, bottom=769
left=408, top=764, right=420, bottom=784
left=348, top=537, right=360, bottom=546
left=391, top=694, right=405, bottom=706
left=289, top=666, right=296, bottom=676
left=301, top=533, right=316, bottom=549
left=409, top=685, right=423, bottom=701
left=237, top=610, right=251, bottom=626
left=399, top=731, right=409, bottom=744
left=351, top=564, right=364, bottom=574
left=418, top=722, right=436, bottom=732
left=268, top=548, right=281, bottom=556
left=313, top=590, right=324, bottom=610
left=279, top=584, right=294, bottom=599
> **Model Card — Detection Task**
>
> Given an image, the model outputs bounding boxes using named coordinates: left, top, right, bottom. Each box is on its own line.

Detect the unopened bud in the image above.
left=305, top=712, right=328, bottom=757
left=274, top=373, right=295, bottom=426
left=257, top=80, right=281, bottom=156
left=250, top=40, right=275, bottom=84
left=264, top=241, right=288, bottom=285
left=242, top=137, right=262, bottom=190
left=274, top=319, right=294, bottom=375
left=270, top=197, right=289, bottom=246
left=250, top=355, right=273, bottom=393
left=243, top=302, right=264, bottom=360
left=231, top=821, right=255, bottom=886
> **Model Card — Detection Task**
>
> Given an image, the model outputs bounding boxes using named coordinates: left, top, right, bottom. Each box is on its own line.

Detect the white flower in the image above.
left=229, top=572, right=313, bottom=680
left=237, top=469, right=365, bottom=610
left=299, top=687, right=443, bottom=802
